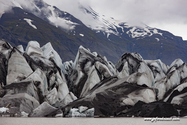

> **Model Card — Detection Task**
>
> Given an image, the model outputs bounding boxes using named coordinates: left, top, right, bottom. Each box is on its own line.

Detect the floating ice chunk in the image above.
left=67, top=107, right=94, bottom=117
left=24, top=18, right=37, bottom=29
left=0, top=107, right=9, bottom=113
left=55, top=113, right=63, bottom=117
left=78, top=106, right=88, bottom=113
left=85, top=108, right=94, bottom=117
left=21, top=111, right=29, bottom=117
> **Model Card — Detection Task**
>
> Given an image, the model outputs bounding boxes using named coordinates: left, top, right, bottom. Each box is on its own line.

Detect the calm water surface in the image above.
left=1, top=117, right=186, bottom=125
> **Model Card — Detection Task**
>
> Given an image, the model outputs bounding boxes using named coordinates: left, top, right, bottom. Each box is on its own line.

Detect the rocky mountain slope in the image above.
left=0, top=0, right=187, bottom=65
left=0, top=7, right=121, bottom=63
left=0, top=40, right=187, bottom=117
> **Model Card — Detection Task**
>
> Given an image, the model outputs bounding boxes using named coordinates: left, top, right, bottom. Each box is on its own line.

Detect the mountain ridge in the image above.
left=0, top=0, right=187, bottom=65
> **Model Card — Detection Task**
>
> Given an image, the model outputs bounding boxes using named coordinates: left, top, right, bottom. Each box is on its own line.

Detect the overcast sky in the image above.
left=44, top=0, right=187, bottom=40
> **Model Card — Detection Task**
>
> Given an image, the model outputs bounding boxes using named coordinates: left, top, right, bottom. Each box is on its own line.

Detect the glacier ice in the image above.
left=26, top=41, right=43, bottom=56
left=7, top=48, right=33, bottom=85
left=1, top=40, right=187, bottom=117
left=42, top=42, right=63, bottom=70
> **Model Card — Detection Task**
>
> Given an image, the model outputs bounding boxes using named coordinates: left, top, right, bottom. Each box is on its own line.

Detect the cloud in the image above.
left=44, top=0, right=187, bottom=39
left=0, top=0, right=38, bottom=15
left=0, top=0, right=79, bottom=31
left=87, top=0, right=187, bottom=25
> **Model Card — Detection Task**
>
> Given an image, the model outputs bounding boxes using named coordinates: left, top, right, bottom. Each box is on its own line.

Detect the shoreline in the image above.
left=0, top=117, right=187, bottom=125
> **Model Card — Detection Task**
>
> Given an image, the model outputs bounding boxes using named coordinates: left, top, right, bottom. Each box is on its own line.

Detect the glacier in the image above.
left=0, top=39, right=187, bottom=117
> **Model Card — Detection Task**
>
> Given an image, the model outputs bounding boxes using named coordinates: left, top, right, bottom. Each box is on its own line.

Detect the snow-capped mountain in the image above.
left=0, top=0, right=187, bottom=65
left=78, top=4, right=164, bottom=40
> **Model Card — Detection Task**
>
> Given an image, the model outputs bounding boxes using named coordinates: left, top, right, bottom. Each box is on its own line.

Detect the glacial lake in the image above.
left=1, top=117, right=187, bottom=125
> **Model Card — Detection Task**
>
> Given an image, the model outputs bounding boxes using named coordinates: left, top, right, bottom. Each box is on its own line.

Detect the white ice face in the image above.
left=41, top=42, right=63, bottom=70
left=7, top=49, right=33, bottom=85
left=26, top=41, right=43, bottom=56
left=170, top=58, right=184, bottom=68
left=46, top=88, right=59, bottom=105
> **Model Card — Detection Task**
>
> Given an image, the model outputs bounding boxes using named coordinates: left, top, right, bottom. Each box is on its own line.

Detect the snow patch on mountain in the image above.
left=79, top=33, right=84, bottom=37
left=155, top=38, right=160, bottom=41
left=24, top=18, right=37, bottom=29
left=126, top=26, right=163, bottom=38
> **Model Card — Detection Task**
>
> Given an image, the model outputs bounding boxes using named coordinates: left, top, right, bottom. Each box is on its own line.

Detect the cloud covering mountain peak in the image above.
left=44, top=0, right=187, bottom=40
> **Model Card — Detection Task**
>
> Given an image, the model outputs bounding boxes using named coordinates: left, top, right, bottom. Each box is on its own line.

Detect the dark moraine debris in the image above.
left=117, top=101, right=178, bottom=117
left=0, top=53, right=7, bottom=86
left=139, top=101, right=178, bottom=117
left=115, top=53, right=143, bottom=74
left=63, top=76, right=155, bottom=117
